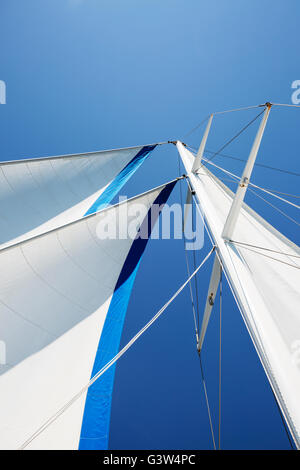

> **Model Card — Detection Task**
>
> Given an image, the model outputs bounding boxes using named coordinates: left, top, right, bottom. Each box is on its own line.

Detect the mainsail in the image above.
left=177, top=141, right=300, bottom=448
left=0, top=144, right=157, bottom=248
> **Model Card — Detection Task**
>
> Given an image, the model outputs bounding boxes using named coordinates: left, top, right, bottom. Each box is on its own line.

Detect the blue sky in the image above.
left=1, top=0, right=299, bottom=449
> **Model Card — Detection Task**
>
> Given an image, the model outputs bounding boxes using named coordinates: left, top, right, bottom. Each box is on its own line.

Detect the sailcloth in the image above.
left=0, top=144, right=157, bottom=247
left=177, top=142, right=300, bottom=448
left=0, top=180, right=176, bottom=450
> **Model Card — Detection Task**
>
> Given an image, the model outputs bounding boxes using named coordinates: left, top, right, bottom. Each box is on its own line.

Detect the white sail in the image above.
left=177, top=141, right=300, bottom=448
left=0, top=180, right=176, bottom=450
left=0, top=144, right=157, bottom=248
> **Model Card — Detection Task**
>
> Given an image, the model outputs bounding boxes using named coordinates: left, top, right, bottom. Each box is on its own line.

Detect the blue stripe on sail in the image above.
left=84, top=145, right=157, bottom=216
left=79, top=181, right=176, bottom=450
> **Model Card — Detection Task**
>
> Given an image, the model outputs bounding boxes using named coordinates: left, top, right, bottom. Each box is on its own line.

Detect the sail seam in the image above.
left=19, top=244, right=90, bottom=314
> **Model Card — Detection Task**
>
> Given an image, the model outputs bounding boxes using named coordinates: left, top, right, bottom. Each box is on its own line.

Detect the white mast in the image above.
left=176, top=111, right=300, bottom=448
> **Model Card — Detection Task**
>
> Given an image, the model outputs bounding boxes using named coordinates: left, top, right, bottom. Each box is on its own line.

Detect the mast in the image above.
left=176, top=106, right=300, bottom=448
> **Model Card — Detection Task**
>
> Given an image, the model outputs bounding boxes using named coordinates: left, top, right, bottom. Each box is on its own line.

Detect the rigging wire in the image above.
left=183, top=178, right=299, bottom=447
left=203, top=149, right=300, bottom=178
left=179, top=165, right=221, bottom=452
left=198, top=108, right=266, bottom=170
left=248, top=188, right=300, bottom=228
left=19, top=247, right=215, bottom=450
left=180, top=176, right=219, bottom=450
left=272, top=103, right=300, bottom=108
left=198, top=157, right=300, bottom=263
left=213, top=104, right=265, bottom=115
left=229, top=240, right=300, bottom=260
left=192, top=201, right=201, bottom=329
left=182, top=104, right=263, bottom=139
left=196, top=156, right=300, bottom=212
left=230, top=243, right=300, bottom=270
left=196, top=159, right=300, bottom=257
left=177, top=155, right=199, bottom=338
left=183, top=116, right=210, bottom=139
left=198, top=352, right=217, bottom=450
left=249, top=183, right=300, bottom=210
left=181, top=130, right=300, bottom=447
left=187, top=143, right=300, bottom=187
left=250, top=188, right=300, bottom=199
left=183, top=178, right=276, bottom=450
left=190, top=159, right=300, bottom=260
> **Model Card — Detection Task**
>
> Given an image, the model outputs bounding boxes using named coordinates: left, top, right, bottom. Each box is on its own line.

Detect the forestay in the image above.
left=0, top=144, right=157, bottom=248
left=0, top=180, right=176, bottom=450
left=177, top=141, right=300, bottom=448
